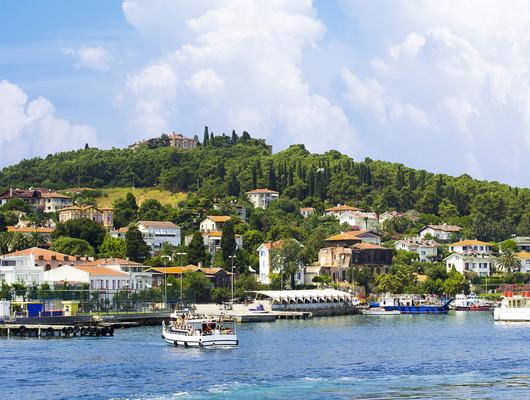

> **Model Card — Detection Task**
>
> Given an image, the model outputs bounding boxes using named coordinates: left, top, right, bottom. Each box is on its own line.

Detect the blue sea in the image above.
left=2, top=312, right=530, bottom=399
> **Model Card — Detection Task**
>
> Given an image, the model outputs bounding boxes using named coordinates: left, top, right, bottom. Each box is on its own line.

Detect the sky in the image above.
left=1, top=0, right=530, bottom=187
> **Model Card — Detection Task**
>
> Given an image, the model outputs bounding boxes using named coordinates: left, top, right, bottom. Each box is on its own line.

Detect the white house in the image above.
left=257, top=240, right=304, bottom=286
left=136, top=221, right=182, bottom=255
left=184, top=231, right=243, bottom=256
left=324, top=204, right=362, bottom=218
left=44, top=265, right=130, bottom=292
left=512, top=237, right=530, bottom=252
left=246, top=188, right=279, bottom=209
left=200, top=216, right=231, bottom=232
left=447, top=240, right=494, bottom=255
left=516, top=252, right=530, bottom=273
left=338, top=211, right=379, bottom=231
left=444, top=253, right=493, bottom=277
left=300, top=207, right=315, bottom=218
left=83, top=258, right=152, bottom=290
left=394, top=238, right=439, bottom=262
left=325, top=230, right=382, bottom=246
left=378, top=211, right=404, bottom=224
left=0, top=254, right=44, bottom=285
left=418, top=224, right=462, bottom=241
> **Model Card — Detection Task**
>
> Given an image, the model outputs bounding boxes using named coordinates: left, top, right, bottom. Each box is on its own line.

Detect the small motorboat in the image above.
left=162, top=312, right=238, bottom=348
left=361, top=308, right=401, bottom=316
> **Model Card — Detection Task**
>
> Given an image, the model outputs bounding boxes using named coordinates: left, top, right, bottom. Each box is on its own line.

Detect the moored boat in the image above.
left=453, top=293, right=492, bottom=311
left=361, top=308, right=401, bottom=316
left=162, top=312, right=238, bottom=348
left=380, top=295, right=453, bottom=314
left=494, top=291, right=530, bottom=322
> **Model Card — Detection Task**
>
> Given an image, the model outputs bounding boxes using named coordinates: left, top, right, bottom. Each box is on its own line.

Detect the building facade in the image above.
left=246, top=189, right=279, bottom=209
left=83, top=258, right=152, bottom=290
left=200, top=216, right=231, bottom=233
left=44, top=265, right=130, bottom=291
left=0, top=188, right=72, bottom=213
left=418, top=224, right=462, bottom=242
left=0, top=254, right=44, bottom=285
left=257, top=241, right=304, bottom=285
left=394, top=238, right=439, bottom=262
left=338, top=211, right=379, bottom=231
left=136, top=221, right=182, bottom=255
left=324, top=204, right=362, bottom=218
left=444, top=253, right=493, bottom=277
left=58, top=205, right=114, bottom=229
left=0, top=247, right=92, bottom=271
left=169, top=132, right=198, bottom=150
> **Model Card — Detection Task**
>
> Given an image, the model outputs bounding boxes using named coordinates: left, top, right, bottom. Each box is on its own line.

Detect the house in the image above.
left=110, top=227, right=129, bottom=239
left=418, top=224, right=462, bottom=242
left=147, top=265, right=233, bottom=289
left=512, top=237, right=530, bottom=252
left=82, top=258, right=152, bottom=290
left=6, top=226, right=55, bottom=245
left=338, top=211, right=379, bottom=231
left=317, top=246, right=352, bottom=282
left=444, top=253, right=493, bottom=277
left=394, top=238, right=439, bottom=262
left=516, top=252, right=530, bottom=273
left=200, top=216, right=232, bottom=233
left=324, top=204, right=362, bottom=218
left=350, top=243, right=393, bottom=274
left=246, top=188, right=279, bottom=209
left=378, top=211, right=404, bottom=224
left=0, top=247, right=91, bottom=271
left=300, top=207, right=315, bottom=218
left=447, top=240, right=494, bottom=255
left=136, top=221, right=182, bottom=255
left=58, top=205, right=114, bottom=229
left=169, top=132, right=198, bottom=150
left=44, top=265, right=130, bottom=294
left=257, top=240, right=304, bottom=285
left=325, top=230, right=381, bottom=247
left=0, top=188, right=72, bottom=213
left=0, top=254, right=44, bottom=285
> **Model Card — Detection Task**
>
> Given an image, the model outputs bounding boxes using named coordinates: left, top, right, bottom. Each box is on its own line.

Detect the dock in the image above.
left=229, top=311, right=312, bottom=323
left=0, top=323, right=115, bottom=338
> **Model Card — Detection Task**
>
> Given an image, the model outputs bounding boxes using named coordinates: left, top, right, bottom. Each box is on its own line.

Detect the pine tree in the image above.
left=220, top=221, right=236, bottom=266
left=252, top=164, right=258, bottom=189
left=188, top=231, right=208, bottom=266
left=203, top=126, right=209, bottom=146
left=231, top=130, right=238, bottom=144
left=125, top=225, right=150, bottom=262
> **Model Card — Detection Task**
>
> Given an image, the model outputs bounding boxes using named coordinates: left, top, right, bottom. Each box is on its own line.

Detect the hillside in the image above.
left=93, top=188, right=186, bottom=208
left=1, top=129, right=529, bottom=242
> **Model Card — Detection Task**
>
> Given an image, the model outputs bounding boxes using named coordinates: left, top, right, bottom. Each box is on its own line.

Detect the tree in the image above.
left=125, top=225, right=151, bottom=262
left=27, top=232, right=47, bottom=248
left=182, top=271, right=212, bottom=302
left=138, top=199, right=168, bottom=221
left=51, top=237, right=95, bottom=257
left=227, top=172, right=240, bottom=196
left=231, top=129, right=238, bottom=144
left=443, top=268, right=469, bottom=295
left=98, top=235, right=127, bottom=258
left=496, top=248, right=521, bottom=273
left=203, top=126, right=209, bottom=146
left=187, top=231, right=208, bottom=266
left=220, top=221, right=236, bottom=266
left=499, top=239, right=517, bottom=253
left=268, top=163, right=277, bottom=191
left=278, top=239, right=304, bottom=289
left=1, top=198, right=30, bottom=213
left=113, top=193, right=138, bottom=228
left=53, top=218, right=106, bottom=251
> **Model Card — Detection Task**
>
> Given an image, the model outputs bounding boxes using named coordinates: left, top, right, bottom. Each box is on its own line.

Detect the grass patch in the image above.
left=95, top=187, right=186, bottom=208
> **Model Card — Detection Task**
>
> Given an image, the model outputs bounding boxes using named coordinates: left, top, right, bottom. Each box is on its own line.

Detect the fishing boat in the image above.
left=162, top=312, right=238, bottom=348
left=453, top=293, right=491, bottom=311
left=494, top=291, right=530, bottom=322
left=380, top=295, right=453, bottom=314
left=361, top=308, right=401, bottom=316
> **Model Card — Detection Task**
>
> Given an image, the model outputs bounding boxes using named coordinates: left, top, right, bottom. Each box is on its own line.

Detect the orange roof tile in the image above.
left=7, top=226, right=54, bottom=234
left=447, top=240, right=493, bottom=247
left=246, top=188, right=279, bottom=194
left=516, top=252, right=530, bottom=260
left=422, top=224, right=462, bottom=232
left=206, top=215, right=232, bottom=222
left=353, top=243, right=386, bottom=250
left=325, top=205, right=362, bottom=212
left=326, top=230, right=376, bottom=242
left=73, top=265, right=128, bottom=276
left=262, top=240, right=285, bottom=250
left=2, top=247, right=77, bottom=262
left=84, top=258, right=144, bottom=266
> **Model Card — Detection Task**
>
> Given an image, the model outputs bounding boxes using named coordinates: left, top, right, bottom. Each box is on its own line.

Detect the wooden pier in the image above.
left=0, top=323, right=115, bottom=338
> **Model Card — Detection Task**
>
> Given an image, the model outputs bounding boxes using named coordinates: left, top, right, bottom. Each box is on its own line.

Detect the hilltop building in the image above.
left=299, top=207, right=315, bottom=218
left=246, top=188, right=279, bottom=209
left=324, top=204, right=362, bottom=218
left=418, top=224, right=462, bottom=242
left=0, top=188, right=72, bottom=213
left=59, top=205, right=113, bottom=230
left=338, top=211, right=379, bottom=231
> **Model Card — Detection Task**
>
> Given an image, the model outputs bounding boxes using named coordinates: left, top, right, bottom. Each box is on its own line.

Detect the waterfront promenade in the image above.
left=2, top=312, right=530, bottom=399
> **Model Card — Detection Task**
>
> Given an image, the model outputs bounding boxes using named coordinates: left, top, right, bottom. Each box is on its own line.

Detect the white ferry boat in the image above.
left=453, top=293, right=491, bottom=311
left=494, top=292, right=530, bottom=322
left=162, top=312, right=238, bottom=348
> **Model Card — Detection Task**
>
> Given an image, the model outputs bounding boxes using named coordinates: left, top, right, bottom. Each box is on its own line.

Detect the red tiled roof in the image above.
left=353, top=243, right=386, bottom=250
left=205, top=215, right=232, bottom=223
left=73, top=265, right=128, bottom=276
left=137, top=221, right=180, bottom=229
left=7, top=226, right=54, bottom=233
left=422, top=224, right=462, bottom=233
left=84, top=258, right=143, bottom=266
left=325, top=205, right=361, bottom=212
left=326, top=230, right=378, bottom=241
left=246, top=188, right=279, bottom=194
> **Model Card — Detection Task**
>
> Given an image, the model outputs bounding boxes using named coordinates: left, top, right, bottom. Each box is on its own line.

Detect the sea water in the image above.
left=2, top=312, right=530, bottom=399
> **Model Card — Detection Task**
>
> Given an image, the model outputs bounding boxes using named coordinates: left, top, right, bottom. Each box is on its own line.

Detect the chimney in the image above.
left=9, top=188, right=13, bottom=197
left=64, top=256, right=69, bottom=261
left=76, top=256, right=81, bottom=261
left=198, top=261, right=203, bottom=268
left=51, top=255, right=56, bottom=261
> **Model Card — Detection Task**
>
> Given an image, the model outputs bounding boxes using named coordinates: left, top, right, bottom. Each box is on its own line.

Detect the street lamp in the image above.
left=175, top=252, right=187, bottom=306
left=228, top=255, right=237, bottom=302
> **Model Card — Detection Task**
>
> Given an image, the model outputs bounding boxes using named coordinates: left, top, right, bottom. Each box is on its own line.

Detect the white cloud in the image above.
left=118, top=0, right=357, bottom=152
left=0, top=80, right=97, bottom=166
left=63, top=45, right=113, bottom=71
left=389, top=32, right=425, bottom=60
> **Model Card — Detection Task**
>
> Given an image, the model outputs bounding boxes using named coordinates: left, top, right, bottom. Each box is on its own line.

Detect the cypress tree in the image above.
left=231, top=130, right=238, bottom=144
left=216, top=162, right=226, bottom=181
left=268, top=163, right=277, bottom=191
left=252, top=164, right=258, bottom=189
left=203, top=126, right=209, bottom=146
left=125, top=225, right=151, bottom=262
left=227, top=172, right=240, bottom=196
left=188, top=231, right=208, bottom=266
left=220, top=221, right=236, bottom=266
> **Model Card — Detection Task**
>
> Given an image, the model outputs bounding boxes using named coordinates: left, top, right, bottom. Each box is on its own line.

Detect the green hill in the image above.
left=1, top=129, right=529, bottom=242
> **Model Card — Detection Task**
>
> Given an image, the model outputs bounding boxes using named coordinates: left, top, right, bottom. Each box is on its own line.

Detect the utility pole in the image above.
left=176, top=252, right=187, bottom=306
left=229, top=255, right=237, bottom=302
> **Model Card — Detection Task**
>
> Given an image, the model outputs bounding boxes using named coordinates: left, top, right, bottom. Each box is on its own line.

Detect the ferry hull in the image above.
left=162, top=330, right=238, bottom=348
left=493, top=309, right=530, bottom=322
left=455, top=305, right=491, bottom=312
left=383, top=306, right=449, bottom=314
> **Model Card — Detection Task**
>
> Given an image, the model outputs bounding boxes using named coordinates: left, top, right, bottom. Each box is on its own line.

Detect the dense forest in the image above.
left=1, top=127, right=529, bottom=243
